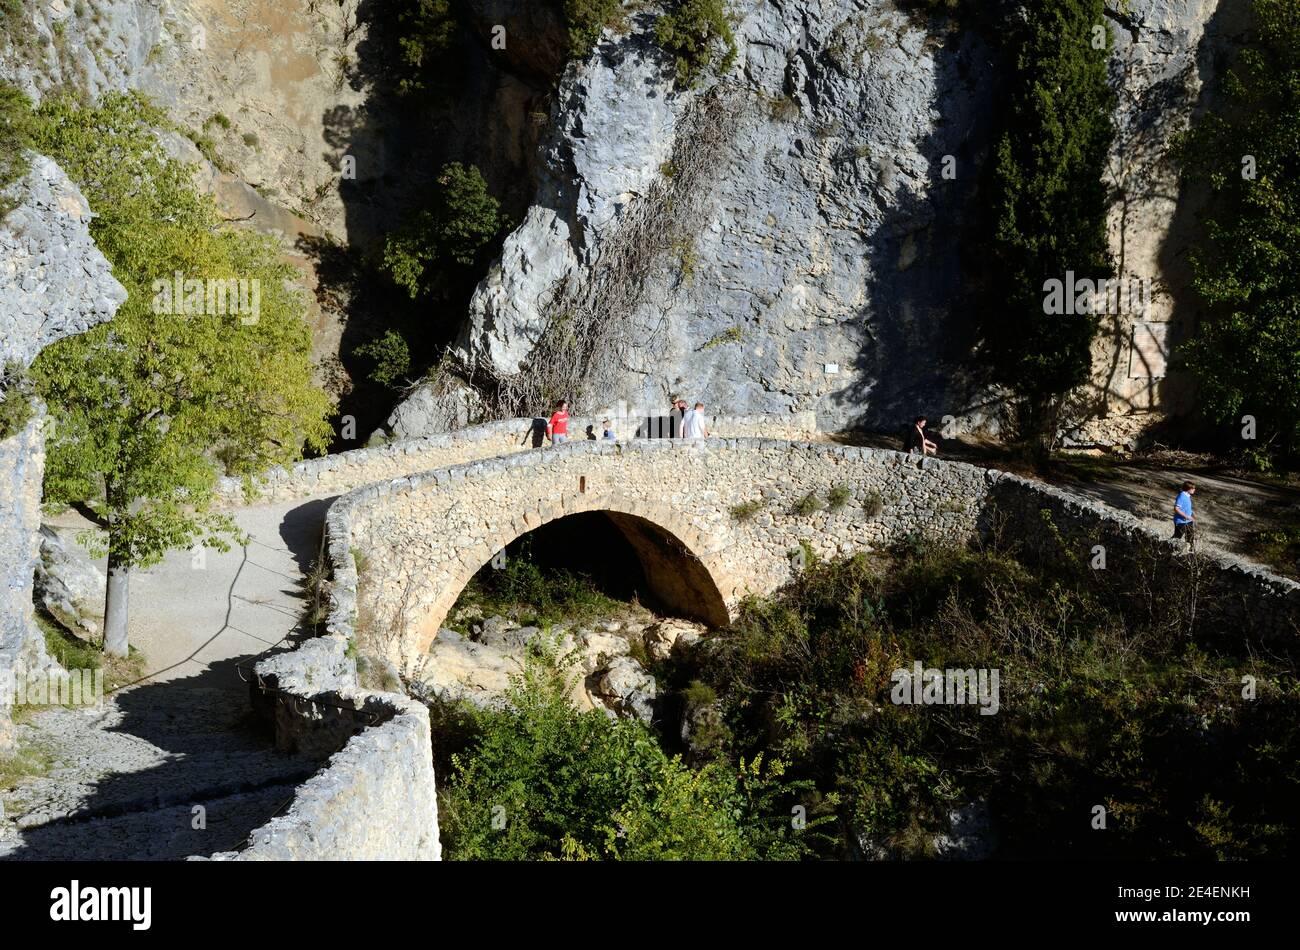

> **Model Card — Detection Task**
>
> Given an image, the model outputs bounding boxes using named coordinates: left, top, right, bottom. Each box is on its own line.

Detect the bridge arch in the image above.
left=412, top=494, right=732, bottom=654
left=331, top=438, right=996, bottom=673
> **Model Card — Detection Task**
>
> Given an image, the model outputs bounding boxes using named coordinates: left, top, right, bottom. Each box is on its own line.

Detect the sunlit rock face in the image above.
left=0, top=156, right=126, bottom=749
left=396, top=0, right=1227, bottom=444
left=447, top=0, right=998, bottom=433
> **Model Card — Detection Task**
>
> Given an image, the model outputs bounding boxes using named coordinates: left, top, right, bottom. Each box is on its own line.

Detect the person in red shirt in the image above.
left=547, top=399, right=570, bottom=445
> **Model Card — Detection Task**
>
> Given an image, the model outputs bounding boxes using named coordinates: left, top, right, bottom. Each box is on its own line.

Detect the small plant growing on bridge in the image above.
left=791, top=491, right=825, bottom=517
left=827, top=484, right=852, bottom=511
left=729, top=498, right=764, bottom=522
left=863, top=491, right=885, bottom=518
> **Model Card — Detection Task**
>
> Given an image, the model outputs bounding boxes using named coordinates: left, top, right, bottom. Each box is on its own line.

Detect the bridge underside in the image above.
left=411, top=501, right=736, bottom=656
left=602, top=511, right=731, bottom=629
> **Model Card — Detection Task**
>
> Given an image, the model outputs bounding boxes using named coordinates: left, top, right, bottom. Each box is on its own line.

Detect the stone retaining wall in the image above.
left=986, top=473, right=1300, bottom=649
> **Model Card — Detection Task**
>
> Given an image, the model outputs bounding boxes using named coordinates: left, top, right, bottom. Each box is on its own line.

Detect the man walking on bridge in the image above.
left=1174, top=480, right=1196, bottom=548
left=683, top=402, right=710, bottom=439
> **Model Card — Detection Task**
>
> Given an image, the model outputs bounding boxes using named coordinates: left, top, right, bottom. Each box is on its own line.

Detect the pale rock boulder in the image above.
left=643, top=618, right=705, bottom=662
left=0, top=155, right=124, bottom=750
left=592, top=655, right=657, bottom=724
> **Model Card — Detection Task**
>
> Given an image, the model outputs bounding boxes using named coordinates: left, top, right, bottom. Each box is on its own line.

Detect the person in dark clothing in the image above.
left=669, top=398, right=688, bottom=438
left=903, top=416, right=937, bottom=456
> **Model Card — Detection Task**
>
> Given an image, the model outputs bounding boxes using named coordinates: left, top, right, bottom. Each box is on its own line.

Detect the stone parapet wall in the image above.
left=199, top=636, right=441, bottom=861
left=986, top=473, right=1300, bottom=649
left=212, top=413, right=819, bottom=508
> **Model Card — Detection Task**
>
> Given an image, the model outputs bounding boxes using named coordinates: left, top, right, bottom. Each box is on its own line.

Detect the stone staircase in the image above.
left=0, top=684, right=319, bottom=860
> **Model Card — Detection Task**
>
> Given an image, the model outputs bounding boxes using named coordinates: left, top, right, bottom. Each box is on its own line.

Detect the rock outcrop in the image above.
left=401, top=0, right=999, bottom=434
left=388, top=0, right=1233, bottom=445
left=411, top=610, right=692, bottom=724
left=1, top=155, right=126, bottom=750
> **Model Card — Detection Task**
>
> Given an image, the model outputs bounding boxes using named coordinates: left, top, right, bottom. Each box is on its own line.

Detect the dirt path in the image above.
left=1051, top=464, right=1298, bottom=565
left=0, top=495, right=337, bottom=860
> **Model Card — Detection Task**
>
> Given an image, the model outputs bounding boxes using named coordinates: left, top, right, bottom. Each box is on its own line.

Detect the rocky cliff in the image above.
left=390, top=0, right=1237, bottom=444
left=0, top=155, right=126, bottom=749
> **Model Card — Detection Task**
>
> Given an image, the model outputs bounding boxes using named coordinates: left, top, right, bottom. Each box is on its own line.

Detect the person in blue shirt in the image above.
left=1173, top=480, right=1196, bottom=547
left=601, top=419, right=617, bottom=442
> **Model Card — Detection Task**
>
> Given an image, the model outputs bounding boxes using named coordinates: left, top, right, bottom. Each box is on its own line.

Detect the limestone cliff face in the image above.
left=0, top=156, right=126, bottom=749
left=390, top=0, right=1233, bottom=442
left=431, top=0, right=999, bottom=434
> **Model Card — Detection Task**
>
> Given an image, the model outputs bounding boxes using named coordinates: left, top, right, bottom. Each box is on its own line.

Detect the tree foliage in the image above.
left=559, top=0, right=624, bottom=58
left=393, top=0, right=459, bottom=96
left=1177, top=0, right=1300, bottom=461
left=438, top=643, right=818, bottom=860
left=979, top=0, right=1115, bottom=447
left=654, top=0, right=737, bottom=88
left=0, top=81, right=32, bottom=218
left=380, top=161, right=505, bottom=298
left=354, top=329, right=412, bottom=389
left=696, top=539, right=1299, bottom=858
left=27, top=92, right=333, bottom=575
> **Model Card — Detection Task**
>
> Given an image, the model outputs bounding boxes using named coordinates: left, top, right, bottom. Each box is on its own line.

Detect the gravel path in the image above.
left=0, top=496, right=336, bottom=860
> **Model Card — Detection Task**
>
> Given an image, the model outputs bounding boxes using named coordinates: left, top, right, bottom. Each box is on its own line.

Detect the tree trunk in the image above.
left=103, top=550, right=129, bottom=658
left=103, top=501, right=130, bottom=659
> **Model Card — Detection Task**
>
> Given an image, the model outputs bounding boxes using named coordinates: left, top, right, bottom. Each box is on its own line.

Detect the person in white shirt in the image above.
left=682, top=402, right=710, bottom=439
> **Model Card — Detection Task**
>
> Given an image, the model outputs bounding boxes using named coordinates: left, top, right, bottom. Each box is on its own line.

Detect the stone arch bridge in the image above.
left=325, top=438, right=992, bottom=672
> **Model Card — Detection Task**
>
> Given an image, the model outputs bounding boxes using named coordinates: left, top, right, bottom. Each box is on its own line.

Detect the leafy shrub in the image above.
left=0, top=360, right=35, bottom=442
left=437, top=643, right=821, bottom=860
left=696, top=543, right=1300, bottom=858
left=654, top=0, right=737, bottom=88
left=394, top=0, right=459, bottom=96
left=381, top=162, right=505, bottom=298
left=455, top=544, right=628, bottom=628
left=863, top=490, right=884, bottom=518
left=0, top=81, right=33, bottom=218
left=791, top=491, right=824, bottom=516
left=729, top=498, right=764, bottom=522
left=560, top=0, right=624, bottom=58
left=827, top=484, right=852, bottom=511
left=354, top=330, right=411, bottom=388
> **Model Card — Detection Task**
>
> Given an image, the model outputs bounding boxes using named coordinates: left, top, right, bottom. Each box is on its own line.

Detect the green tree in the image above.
left=354, top=329, right=412, bottom=388
left=394, top=0, right=458, bottom=96
left=28, top=92, right=333, bottom=656
left=978, top=0, right=1115, bottom=450
left=1177, top=0, right=1300, bottom=463
left=654, top=0, right=737, bottom=88
left=380, top=161, right=505, bottom=298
